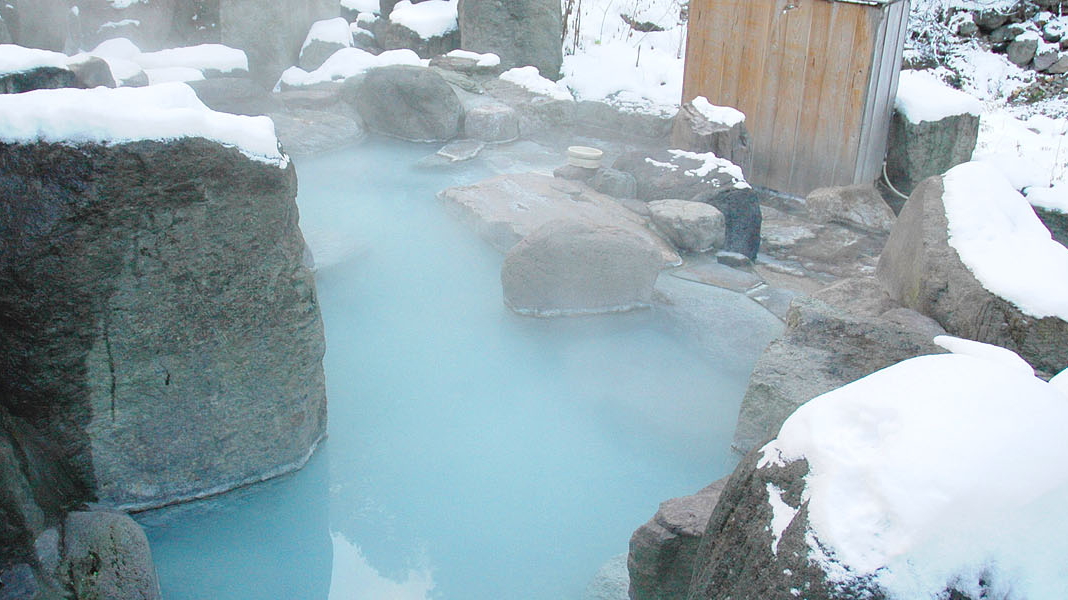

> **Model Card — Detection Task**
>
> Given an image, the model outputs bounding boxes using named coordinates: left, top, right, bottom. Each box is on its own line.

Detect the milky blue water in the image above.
left=137, top=139, right=781, bottom=600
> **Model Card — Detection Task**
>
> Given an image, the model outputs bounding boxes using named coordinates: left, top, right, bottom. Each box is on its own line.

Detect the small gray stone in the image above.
left=1034, top=43, right=1060, bottom=71
left=589, top=168, right=637, bottom=198
left=553, top=164, right=597, bottom=181
left=1048, top=52, right=1068, bottom=74
left=464, top=102, right=519, bottom=142
left=805, top=184, right=896, bottom=232
left=670, top=100, right=750, bottom=170
left=436, top=138, right=485, bottom=162
left=67, top=56, right=116, bottom=88
left=974, top=9, right=1009, bottom=31
left=648, top=199, right=726, bottom=253
left=716, top=251, right=750, bottom=268
left=62, top=511, right=161, bottom=600
left=990, top=22, right=1026, bottom=43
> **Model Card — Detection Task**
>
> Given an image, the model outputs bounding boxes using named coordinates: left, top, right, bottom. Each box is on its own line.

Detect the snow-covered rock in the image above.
left=670, top=96, right=750, bottom=171
left=877, top=164, right=1068, bottom=374
left=0, top=84, right=325, bottom=509
left=732, top=294, right=946, bottom=454
left=887, top=70, right=980, bottom=195
left=275, top=47, right=424, bottom=90
left=612, top=148, right=747, bottom=203
left=299, top=18, right=353, bottom=71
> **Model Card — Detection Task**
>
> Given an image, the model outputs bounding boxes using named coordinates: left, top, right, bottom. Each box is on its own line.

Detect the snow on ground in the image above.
left=759, top=341, right=1068, bottom=599
left=275, top=48, right=425, bottom=90
left=499, top=66, right=573, bottom=101
left=559, top=0, right=686, bottom=114
left=0, top=83, right=286, bottom=168
left=942, top=161, right=1068, bottom=320
left=302, top=18, right=354, bottom=52
left=389, top=0, right=457, bottom=39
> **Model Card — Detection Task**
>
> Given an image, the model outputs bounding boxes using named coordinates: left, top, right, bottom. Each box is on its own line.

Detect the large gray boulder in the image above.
left=62, top=511, right=160, bottom=600
left=457, top=0, right=562, bottom=79
left=501, top=219, right=663, bottom=316
left=10, top=0, right=72, bottom=52
left=732, top=296, right=944, bottom=454
left=628, top=479, right=726, bottom=600
left=0, top=137, right=327, bottom=509
left=885, top=109, right=979, bottom=196
left=877, top=175, right=1068, bottom=374
left=220, top=0, right=337, bottom=87
left=354, top=65, right=462, bottom=141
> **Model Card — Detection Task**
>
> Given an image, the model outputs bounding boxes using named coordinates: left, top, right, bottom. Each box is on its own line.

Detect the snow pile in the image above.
left=973, top=110, right=1068, bottom=202
left=134, top=44, right=249, bottom=74
left=144, top=67, right=204, bottom=85
left=0, top=83, right=286, bottom=168
left=1026, top=183, right=1068, bottom=214
left=499, top=66, right=573, bottom=101
left=559, top=0, right=687, bottom=115
left=692, top=96, right=744, bottom=126
left=942, top=161, right=1068, bottom=320
left=895, top=69, right=981, bottom=123
left=759, top=339, right=1068, bottom=599
left=341, top=0, right=380, bottom=13
left=275, top=48, right=425, bottom=90
left=107, top=0, right=146, bottom=7
left=445, top=49, right=500, bottom=68
left=302, top=18, right=353, bottom=52
left=0, top=44, right=70, bottom=75
left=388, top=0, right=457, bottom=39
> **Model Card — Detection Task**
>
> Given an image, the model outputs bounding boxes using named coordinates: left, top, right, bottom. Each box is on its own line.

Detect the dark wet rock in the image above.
left=590, top=167, right=637, bottom=199
left=670, top=99, right=750, bottom=169
left=188, top=77, right=282, bottom=115
left=501, top=219, right=663, bottom=316
left=692, top=187, right=761, bottom=259
left=371, top=18, right=460, bottom=58
left=886, top=108, right=978, bottom=196
left=0, top=137, right=327, bottom=509
left=1035, top=205, right=1068, bottom=247
left=805, top=184, right=896, bottom=233
left=0, top=66, right=79, bottom=94
left=463, top=101, right=519, bottom=142
left=458, top=0, right=563, bottom=79
left=732, top=296, right=945, bottom=454
left=878, top=176, right=1068, bottom=374
left=220, top=0, right=337, bottom=87
left=628, top=479, right=727, bottom=600
left=613, top=149, right=746, bottom=202
left=354, top=65, right=462, bottom=141
left=62, top=511, right=160, bottom=600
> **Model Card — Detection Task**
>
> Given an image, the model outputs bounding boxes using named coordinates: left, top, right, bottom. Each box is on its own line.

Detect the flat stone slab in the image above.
left=745, top=284, right=800, bottom=321
left=670, top=258, right=763, bottom=293
left=437, top=138, right=485, bottom=162
left=439, top=172, right=681, bottom=266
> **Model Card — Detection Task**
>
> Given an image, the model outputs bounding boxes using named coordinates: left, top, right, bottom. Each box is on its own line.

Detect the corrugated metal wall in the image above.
left=682, top=0, right=909, bottom=196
